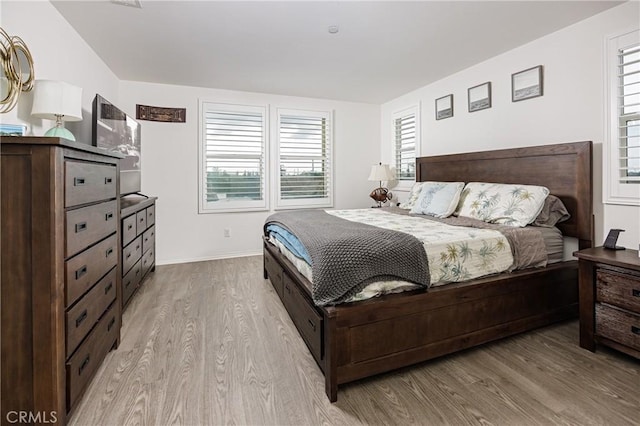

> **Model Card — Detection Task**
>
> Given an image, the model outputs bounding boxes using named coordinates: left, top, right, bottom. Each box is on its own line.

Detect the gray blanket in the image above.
left=265, top=210, right=430, bottom=306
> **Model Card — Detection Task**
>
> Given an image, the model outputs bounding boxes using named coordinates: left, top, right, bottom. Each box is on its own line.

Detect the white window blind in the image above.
left=618, top=44, right=640, bottom=184
left=393, top=105, right=419, bottom=183
left=605, top=29, right=640, bottom=206
left=199, top=102, right=267, bottom=212
left=276, top=109, right=333, bottom=208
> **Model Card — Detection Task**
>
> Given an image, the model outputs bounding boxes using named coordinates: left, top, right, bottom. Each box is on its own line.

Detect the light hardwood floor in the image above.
left=69, top=256, right=640, bottom=426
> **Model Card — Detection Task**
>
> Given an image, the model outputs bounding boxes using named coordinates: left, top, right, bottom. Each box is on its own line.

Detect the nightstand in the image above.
left=574, top=247, right=640, bottom=359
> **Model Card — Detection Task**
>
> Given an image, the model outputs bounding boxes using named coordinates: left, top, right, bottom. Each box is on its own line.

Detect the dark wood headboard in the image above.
left=416, top=141, right=593, bottom=248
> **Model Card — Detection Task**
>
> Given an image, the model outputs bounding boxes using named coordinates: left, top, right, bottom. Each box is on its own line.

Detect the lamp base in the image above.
left=44, top=126, right=75, bottom=141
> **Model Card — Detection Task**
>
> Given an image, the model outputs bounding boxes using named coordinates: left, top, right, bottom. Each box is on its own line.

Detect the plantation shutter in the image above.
left=277, top=109, right=332, bottom=208
left=394, top=112, right=416, bottom=181
left=618, top=43, right=640, bottom=184
left=200, top=102, right=267, bottom=212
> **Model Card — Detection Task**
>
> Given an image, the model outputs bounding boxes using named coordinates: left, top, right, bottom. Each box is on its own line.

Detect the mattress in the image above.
left=267, top=209, right=564, bottom=304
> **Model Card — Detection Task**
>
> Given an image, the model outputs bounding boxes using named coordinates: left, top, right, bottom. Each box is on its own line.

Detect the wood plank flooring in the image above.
left=69, top=256, right=639, bottom=426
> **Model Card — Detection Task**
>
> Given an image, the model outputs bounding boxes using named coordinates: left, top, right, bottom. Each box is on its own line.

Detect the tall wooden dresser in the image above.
left=1, top=137, right=123, bottom=425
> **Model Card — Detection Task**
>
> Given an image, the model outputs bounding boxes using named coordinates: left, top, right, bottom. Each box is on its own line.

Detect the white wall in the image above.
left=381, top=1, right=640, bottom=250
left=118, top=81, right=380, bottom=265
left=0, top=0, right=119, bottom=141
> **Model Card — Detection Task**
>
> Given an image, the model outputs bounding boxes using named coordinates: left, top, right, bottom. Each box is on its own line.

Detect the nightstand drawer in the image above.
left=136, top=210, right=147, bottom=235
left=65, top=200, right=118, bottom=258
left=122, top=214, right=137, bottom=247
left=123, top=235, right=143, bottom=276
left=65, top=161, right=117, bottom=207
left=596, top=304, right=640, bottom=351
left=146, top=205, right=155, bottom=227
left=123, top=260, right=142, bottom=306
left=597, top=269, right=640, bottom=313
left=65, top=234, right=118, bottom=307
left=143, top=226, right=155, bottom=254
left=141, top=246, right=154, bottom=277
left=65, top=267, right=117, bottom=358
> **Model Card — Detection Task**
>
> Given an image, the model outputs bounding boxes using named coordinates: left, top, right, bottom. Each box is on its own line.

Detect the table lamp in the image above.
left=31, top=80, right=82, bottom=141
left=368, top=163, right=395, bottom=207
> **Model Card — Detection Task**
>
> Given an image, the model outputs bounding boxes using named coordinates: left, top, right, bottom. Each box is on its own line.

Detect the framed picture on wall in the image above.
left=435, top=94, right=453, bottom=120
left=468, top=82, right=492, bottom=112
left=512, top=65, right=543, bottom=102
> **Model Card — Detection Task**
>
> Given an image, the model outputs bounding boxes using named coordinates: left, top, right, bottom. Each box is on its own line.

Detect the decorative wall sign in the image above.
left=512, top=65, right=543, bottom=102
left=136, top=104, right=186, bottom=122
left=0, top=123, right=26, bottom=136
left=468, top=82, right=492, bottom=112
left=435, top=94, right=453, bottom=120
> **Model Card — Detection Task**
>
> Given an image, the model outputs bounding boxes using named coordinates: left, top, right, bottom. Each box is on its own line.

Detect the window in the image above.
left=199, top=102, right=268, bottom=213
left=605, top=29, right=640, bottom=205
left=393, top=105, right=420, bottom=183
left=276, top=109, right=333, bottom=208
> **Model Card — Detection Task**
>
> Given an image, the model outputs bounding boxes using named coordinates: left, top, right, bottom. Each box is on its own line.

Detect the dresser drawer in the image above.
left=136, top=210, right=147, bottom=235
left=597, top=269, right=640, bottom=313
left=141, top=246, right=154, bottom=277
left=146, top=205, right=155, bottom=227
left=65, top=267, right=117, bottom=358
left=596, top=304, right=640, bottom=351
left=66, top=234, right=118, bottom=307
left=65, top=200, right=118, bottom=258
left=122, top=260, right=142, bottom=307
left=65, top=161, right=117, bottom=208
left=143, top=226, right=155, bottom=254
left=123, top=235, right=143, bottom=276
left=283, top=273, right=322, bottom=361
left=122, top=214, right=137, bottom=247
left=66, top=304, right=120, bottom=411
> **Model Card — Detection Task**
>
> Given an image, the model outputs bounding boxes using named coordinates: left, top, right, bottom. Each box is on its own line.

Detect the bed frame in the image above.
left=263, top=141, right=593, bottom=402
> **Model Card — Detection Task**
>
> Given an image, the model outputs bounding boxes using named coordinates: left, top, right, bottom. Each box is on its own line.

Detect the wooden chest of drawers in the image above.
left=121, top=194, right=157, bottom=309
left=1, top=137, right=123, bottom=425
left=575, top=247, right=640, bottom=359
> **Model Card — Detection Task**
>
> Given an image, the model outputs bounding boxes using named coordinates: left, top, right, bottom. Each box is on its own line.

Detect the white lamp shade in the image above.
left=368, top=164, right=395, bottom=182
left=31, top=80, right=83, bottom=121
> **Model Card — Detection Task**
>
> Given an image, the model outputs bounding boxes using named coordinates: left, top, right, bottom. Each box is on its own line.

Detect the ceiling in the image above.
left=51, top=1, right=623, bottom=104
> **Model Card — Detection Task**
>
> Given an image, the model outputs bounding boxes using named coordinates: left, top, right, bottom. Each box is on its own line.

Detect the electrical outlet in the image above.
left=224, top=228, right=231, bottom=238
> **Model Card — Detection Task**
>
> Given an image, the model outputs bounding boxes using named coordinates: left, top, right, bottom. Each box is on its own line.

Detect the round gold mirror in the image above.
left=0, top=27, right=34, bottom=113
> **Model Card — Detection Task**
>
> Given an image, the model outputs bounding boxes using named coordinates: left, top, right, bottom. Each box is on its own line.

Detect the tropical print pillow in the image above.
left=456, top=182, right=549, bottom=227
left=410, top=181, right=465, bottom=218
left=398, top=182, right=425, bottom=209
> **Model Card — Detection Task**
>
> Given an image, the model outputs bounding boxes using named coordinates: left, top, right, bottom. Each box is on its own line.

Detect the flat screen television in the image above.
left=92, top=94, right=141, bottom=196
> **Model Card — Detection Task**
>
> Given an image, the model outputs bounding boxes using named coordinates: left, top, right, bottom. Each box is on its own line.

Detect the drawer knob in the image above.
left=73, top=177, right=85, bottom=186
left=105, top=282, right=113, bottom=294
left=308, top=319, right=316, bottom=332
left=127, top=224, right=133, bottom=230
left=78, top=354, right=90, bottom=375
left=105, top=212, right=114, bottom=221
left=75, top=222, right=87, bottom=233
left=75, top=265, right=87, bottom=280
left=632, top=326, right=640, bottom=336
left=106, top=247, right=114, bottom=257
left=75, top=310, right=88, bottom=328
left=105, top=177, right=113, bottom=184
left=125, top=279, right=131, bottom=288
left=633, top=289, right=640, bottom=298
left=107, top=317, right=116, bottom=332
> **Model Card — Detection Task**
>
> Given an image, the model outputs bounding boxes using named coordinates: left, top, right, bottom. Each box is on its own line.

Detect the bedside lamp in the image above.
left=368, top=163, right=395, bottom=208
left=31, top=80, right=82, bottom=141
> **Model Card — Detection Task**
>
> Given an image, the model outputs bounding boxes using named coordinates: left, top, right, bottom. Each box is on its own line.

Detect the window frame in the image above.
left=274, top=108, right=334, bottom=210
left=604, top=28, right=640, bottom=206
left=392, top=104, right=421, bottom=190
left=198, top=100, right=269, bottom=214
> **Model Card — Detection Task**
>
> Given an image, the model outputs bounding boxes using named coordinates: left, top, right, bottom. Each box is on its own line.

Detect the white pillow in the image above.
left=456, top=182, right=550, bottom=227
left=410, top=182, right=465, bottom=218
left=398, top=182, right=425, bottom=210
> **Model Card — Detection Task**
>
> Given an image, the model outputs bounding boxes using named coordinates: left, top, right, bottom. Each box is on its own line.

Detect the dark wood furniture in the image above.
left=120, top=194, right=157, bottom=309
left=263, top=141, right=593, bottom=402
left=1, top=137, right=123, bottom=425
left=575, top=247, right=640, bottom=359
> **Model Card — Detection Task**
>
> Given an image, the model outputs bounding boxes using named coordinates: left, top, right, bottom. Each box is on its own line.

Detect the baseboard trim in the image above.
left=157, top=250, right=263, bottom=266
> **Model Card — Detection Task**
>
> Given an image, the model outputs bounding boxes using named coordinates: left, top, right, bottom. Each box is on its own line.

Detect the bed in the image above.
left=262, top=141, right=593, bottom=402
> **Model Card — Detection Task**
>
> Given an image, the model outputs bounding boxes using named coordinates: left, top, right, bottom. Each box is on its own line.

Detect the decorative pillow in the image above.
left=398, top=182, right=425, bottom=209
left=410, top=182, right=465, bottom=218
left=456, top=182, right=550, bottom=227
left=532, top=195, right=571, bottom=227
